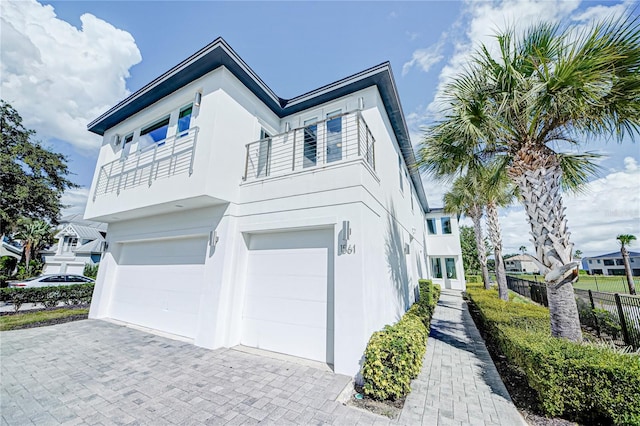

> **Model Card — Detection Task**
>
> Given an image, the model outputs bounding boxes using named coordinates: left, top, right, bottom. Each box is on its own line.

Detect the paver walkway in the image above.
left=399, top=290, right=525, bottom=426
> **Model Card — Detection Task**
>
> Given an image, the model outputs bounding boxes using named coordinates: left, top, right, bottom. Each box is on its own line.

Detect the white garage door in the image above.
left=242, top=229, right=334, bottom=364
left=110, top=236, right=207, bottom=339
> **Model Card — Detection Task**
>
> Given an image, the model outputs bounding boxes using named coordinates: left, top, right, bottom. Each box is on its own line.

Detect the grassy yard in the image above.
left=0, top=308, right=89, bottom=331
left=513, top=274, right=637, bottom=294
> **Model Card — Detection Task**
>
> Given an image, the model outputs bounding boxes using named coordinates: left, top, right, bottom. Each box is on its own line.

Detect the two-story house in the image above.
left=40, top=215, right=106, bottom=275
left=583, top=251, right=640, bottom=276
left=85, top=38, right=465, bottom=376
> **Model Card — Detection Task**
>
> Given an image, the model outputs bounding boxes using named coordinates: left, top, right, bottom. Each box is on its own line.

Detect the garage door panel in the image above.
left=115, top=265, right=204, bottom=293
left=249, top=249, right=328, bottom=277
left=243, top=318, right=327, bottom=362
left=245, top=273, right=327, bottom=301
left=243, top=296, right=327, bottom=328
left=242, top=229, right=333, bottom=364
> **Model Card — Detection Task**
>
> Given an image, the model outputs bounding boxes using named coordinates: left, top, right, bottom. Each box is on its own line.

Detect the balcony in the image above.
left=243, top=111, right=375, bottom=182
left=92, top=127, right=199, bottom=200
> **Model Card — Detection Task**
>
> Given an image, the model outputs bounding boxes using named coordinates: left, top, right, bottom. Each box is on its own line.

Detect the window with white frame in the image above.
left=177, top=104, right=193, bottom=134
left=139, top=116, right=170, bottom=150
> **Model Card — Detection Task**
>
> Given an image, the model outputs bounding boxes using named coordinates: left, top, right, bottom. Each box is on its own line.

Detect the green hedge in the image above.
left=466, top=284, right=640, bottom=425
left=0, top=284, right=95, bottom=312
left=466, top=274, right=482, bottom=284
left=361, top=279, right=439, bottom=400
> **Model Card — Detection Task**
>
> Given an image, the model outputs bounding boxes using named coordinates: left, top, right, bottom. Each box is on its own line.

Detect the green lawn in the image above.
left=0, top=308, right=89, bottom=331
left=512, top=274, right=637, bottom=294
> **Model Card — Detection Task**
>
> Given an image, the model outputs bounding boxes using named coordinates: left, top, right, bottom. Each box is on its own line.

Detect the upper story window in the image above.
left=303, top=118, right=318, bottom=168
left=616, top=259, right=625, bottom=266
left=597, top=259, right=601, bottom=263
left=603, top=259, right=615, bottom=266
left=427, top=218, right=436, bottom=235
left=411, top=192, right=414, bottom=212
left=121, top=133, right=133, bottom=159
left=326, top=110, right=342, bottom=163
left=441, top=217, right=452, bottom=234
left=588, top=260, right=592, bottom=264
left=139, top=116, right=170, bottom=150
left=177, top=104, right=193, bottom=134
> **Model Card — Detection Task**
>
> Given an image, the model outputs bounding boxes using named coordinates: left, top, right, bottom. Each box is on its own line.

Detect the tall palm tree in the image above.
left=483, top=168, right=516, bottom=301
left=617, top=234, right=637, bottom=295
left=443, top=174, right=491, bottom=290
left=418, top=16, right=640, bottom=341
left=14, top=218, right=52, bottom=275
left=519, top=246, right=527, bottom=255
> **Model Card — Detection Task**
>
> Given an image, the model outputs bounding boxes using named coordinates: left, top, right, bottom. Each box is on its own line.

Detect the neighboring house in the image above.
left=41, top=216, right=106, bottom=275
left=425, top=209, right=465, bottom=289
left=1, top=236, right=22, bottom=260
left=583, top=251, right=640, bottom=276
left=84, top=38, right=465, bottom=376
left=505, top=254, right=541, bottom=274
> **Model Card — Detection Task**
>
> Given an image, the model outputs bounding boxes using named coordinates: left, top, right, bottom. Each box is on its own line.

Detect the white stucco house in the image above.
left=41, top=215, right=107, bottom=275
left=85, top=38, right=465, bottom=376
left=504, top=254, right=541, bottom=274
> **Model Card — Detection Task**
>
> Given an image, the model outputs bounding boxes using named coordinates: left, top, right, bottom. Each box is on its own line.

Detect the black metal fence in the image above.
left=506, top=275, right=640, bottom=349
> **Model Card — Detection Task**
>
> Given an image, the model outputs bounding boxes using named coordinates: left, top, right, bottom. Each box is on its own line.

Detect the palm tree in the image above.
left=617, top=234, right=637, bottom=295
left=14, top=218, right=53, bottom=275
left=574, top=250, right=583, bottom=260
left=519, top=246, right=527, bottom=255
left=418, top=16, right=640, bottom=342
left=483, top=169, right=516, bottom=301
left=443, top=174, right=491, bottom=290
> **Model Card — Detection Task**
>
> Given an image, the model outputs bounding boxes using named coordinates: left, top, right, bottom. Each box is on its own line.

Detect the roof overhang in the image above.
left=87, top=37, right=429, bottom=212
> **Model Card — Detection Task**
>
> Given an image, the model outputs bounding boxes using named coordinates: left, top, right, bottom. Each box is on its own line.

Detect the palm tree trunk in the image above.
left=511, top=151, right=582, bottom=342
left=486, top=201, right=508, bottom=301
left=621, top=246, right=637, bottom=295
left=471, top=211, right=491, bottom=290
left=24, top=241, right=32, bottom=274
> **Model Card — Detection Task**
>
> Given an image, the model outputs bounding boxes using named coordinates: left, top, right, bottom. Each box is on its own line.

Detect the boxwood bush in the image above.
left=361, top=279, right=440, bottom=400
left=0, top=284, right=94, bottom=312
left=466, top=284, right=640, bottom=425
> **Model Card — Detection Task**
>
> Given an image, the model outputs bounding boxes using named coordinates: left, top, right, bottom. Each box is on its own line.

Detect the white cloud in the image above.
left=466, top=156, right=640, bottom=257
left=61, top=187, right=90, bottom=218
left=402, top=41, right=444, bottom=76
left=0, top=0, right=141, bottom=153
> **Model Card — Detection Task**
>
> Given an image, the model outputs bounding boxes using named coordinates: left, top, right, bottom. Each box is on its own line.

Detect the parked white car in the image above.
left=8, top=275, right=95, bottom=288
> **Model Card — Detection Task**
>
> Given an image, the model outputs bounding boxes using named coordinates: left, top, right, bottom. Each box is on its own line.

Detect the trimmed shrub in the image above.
left=0, top=284, right=94, bottom=312
left=361, top=280, right=439, bottom=400
left=467, top=285, right=640, bottom=425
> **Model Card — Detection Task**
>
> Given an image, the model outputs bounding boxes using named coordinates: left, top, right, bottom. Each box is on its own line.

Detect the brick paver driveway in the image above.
left=1, top=320, right=387, bottom=425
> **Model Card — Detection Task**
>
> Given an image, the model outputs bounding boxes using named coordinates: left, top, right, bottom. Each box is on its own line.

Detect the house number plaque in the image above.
left=339, top=244, right=356, bottom=255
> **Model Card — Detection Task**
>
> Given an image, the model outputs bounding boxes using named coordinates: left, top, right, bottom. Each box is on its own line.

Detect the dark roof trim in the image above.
left=87, top=38, right=429, bottom=212
left=587, top=251, right=640, bottom=259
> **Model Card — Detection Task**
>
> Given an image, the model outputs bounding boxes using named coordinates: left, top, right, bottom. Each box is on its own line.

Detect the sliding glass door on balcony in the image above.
left=243, top=111, right=376, bottom=182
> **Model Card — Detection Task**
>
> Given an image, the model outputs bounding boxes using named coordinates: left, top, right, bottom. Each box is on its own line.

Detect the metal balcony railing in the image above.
left=243, top=111, right=375, bottom=181
left=92, top=127, right=199, bottom=200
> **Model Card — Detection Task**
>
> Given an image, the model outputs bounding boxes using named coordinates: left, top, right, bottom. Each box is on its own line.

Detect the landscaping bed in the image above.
left=466, top=284, right=640, bottom=426
left=0, top=305, right=89, bottom=331
left=347, top=280, right=441, bottom=419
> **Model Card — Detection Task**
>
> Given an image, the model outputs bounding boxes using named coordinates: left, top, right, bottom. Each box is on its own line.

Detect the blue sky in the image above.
left=2, top=0, right=639, bottom=256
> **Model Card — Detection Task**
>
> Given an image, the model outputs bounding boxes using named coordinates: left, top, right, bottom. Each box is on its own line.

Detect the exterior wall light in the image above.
left=209, top=230, right=219, bottom=247
left=342, top=220, right=351, bottom=241
left=194, top=91, right=202, bottom=107
left=284, top=122, right=290, bottom=132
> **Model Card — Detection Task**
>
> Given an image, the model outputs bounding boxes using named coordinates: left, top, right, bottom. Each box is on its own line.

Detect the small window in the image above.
left=631, top=258, right=635, bottom=263
left=177, top=104, right=193, bottom=134
left=445, top=258, right=457, bottom=279
left=121, top=133, right=133, bottom=158
left=410, top=193, right=414, bottom=212
left=588, top=260, right=592, bottom=264
left=427, top=219, right=437, bottom=235
left=431, top=258, right=442, bottom=278
left=616, top=259, right=625, bottom=266
left=604, top=259, right=614, bottom=266
left=139, top=116, right=170, bottom=149
left=441, top=217, right=452, bottom=234
left=597, top=259, right=601, bottom=264
left=303, top=118, right=318, bottom=168
left=398, top=155, right=404, bottom=192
